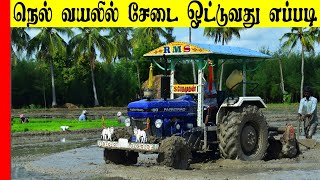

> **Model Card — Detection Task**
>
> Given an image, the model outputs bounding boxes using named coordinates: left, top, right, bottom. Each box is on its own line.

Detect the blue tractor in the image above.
left=127, top=94, right=197, bottom=137
left=98, top=42, right=299, bottom=169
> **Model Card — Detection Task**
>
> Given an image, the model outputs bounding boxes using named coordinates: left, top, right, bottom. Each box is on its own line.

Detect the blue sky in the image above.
left=26, top=28, right=320, bottom=58
left=174, top=28, right=289, bottom=52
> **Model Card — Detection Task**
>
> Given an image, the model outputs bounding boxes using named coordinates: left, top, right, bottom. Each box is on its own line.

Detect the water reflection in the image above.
left=60, top=138, right=66, bottom=143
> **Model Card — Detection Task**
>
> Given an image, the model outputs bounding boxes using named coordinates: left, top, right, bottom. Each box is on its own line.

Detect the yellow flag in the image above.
left=148, top=63, right=153, bottom=89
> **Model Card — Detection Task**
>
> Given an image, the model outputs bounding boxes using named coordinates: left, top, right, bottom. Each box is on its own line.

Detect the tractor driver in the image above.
left=203, top=60, right=218, bottom=125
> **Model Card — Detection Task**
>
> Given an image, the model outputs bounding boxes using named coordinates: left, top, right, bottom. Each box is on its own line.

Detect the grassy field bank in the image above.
left=11, top=103, right=319, bottom=133
left=11, top=118, right=124, bottom=133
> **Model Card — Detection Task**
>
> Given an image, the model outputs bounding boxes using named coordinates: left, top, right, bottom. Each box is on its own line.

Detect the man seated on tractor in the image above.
left=203, top=60, right=218, bottom=125
left=298, top=86, right=318, bottom=139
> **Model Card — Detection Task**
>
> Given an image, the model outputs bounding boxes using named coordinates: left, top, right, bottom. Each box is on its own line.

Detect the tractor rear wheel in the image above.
left=157, top=136, right=191, bottom=169
left=218, top=105, right=268, bottom=160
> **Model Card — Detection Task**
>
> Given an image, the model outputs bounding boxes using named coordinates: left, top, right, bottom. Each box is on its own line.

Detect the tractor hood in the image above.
left=127, top=95, right=197, bottom=119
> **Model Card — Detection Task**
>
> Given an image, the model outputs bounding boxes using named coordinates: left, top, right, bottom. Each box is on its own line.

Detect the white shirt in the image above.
left=298, top=96, right=318, bottom=122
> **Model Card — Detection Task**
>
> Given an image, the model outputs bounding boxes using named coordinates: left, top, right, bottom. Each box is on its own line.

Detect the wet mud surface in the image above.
left=11, top=109, right=320, bottom=179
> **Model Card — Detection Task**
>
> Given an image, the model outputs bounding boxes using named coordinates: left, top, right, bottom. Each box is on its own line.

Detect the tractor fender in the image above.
left=216, top=96, right=267, bottom=125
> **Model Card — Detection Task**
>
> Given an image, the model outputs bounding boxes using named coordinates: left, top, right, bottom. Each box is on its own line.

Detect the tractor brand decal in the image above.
left=128, top=108, right=144, bottom=112
left=128, top=107, right=189, bottom=112
left=97, top=140, right=159, bottom=152
left=143, top=42, right=210, bottom=57
left=163, top=107, right=186, bottom=112
left=150, top=108, right=158, bottom=112
left=173, top=84, right=198, bottom=94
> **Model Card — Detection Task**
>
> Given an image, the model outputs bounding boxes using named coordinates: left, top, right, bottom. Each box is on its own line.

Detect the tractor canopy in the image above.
left=142, top=42, right=272, bottom=128
left=143, top=42, right=271, bottom=59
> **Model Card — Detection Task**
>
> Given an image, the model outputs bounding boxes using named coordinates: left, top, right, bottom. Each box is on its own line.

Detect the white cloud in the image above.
left=27, top=28, right=41, bottom=38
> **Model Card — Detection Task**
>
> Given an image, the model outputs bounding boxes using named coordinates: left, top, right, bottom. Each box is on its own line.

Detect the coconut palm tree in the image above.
left=109, top=28, right=132, bottom=62
left=69, top=28, right=115, bottom=106
left=280, top=28, right=317, bottom=99
left=11, top=28, right=30, bottom=65
left=27, top=28, right=73, bottom=107
left=312, top=27, right=320, bottom=42
left=164, top=28, right=175, bottom=43
left=203, top=27, right=243, bottom=91
left=132, top=28, right=175, bottom=47
left=131, top=28, right=175, bottom=97
left=189, top=28, right=197, bottom=84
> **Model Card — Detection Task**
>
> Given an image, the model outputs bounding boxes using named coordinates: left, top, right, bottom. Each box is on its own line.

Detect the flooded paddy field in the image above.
left=11, top=108, right=320, bottom=179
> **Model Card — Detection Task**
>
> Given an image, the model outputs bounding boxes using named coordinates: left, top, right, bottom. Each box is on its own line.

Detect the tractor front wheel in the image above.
left=157, top=136, right=191, bottom=169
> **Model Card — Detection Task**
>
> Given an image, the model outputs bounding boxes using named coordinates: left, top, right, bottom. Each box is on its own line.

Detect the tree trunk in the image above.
left=300, top=47, right=305, bottom=99
left=192, top=61, right=197, bottom=83
left=219, top=40, right=225, bottom=91
left=135, top=62, right=142, bottom=99
left=50, top=58, right=57, bottom=107
left=278, top=58, right=285, bottom=94
left=43, top=83, right=47, bottom=109
left=189, top=28, right=197, bottom=84
left=90, top=56, right=100, bottom=106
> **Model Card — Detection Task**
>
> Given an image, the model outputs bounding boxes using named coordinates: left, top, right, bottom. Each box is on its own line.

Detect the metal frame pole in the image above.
left=197, top=60, right=204, bottom=128
left=242, top=60, right=247, bottom=97
left=170, top=59, right=176, bottom=99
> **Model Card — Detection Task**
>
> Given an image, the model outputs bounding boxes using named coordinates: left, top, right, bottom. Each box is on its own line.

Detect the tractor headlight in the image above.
left=155, top=119, right=163, bottom=128
left=125, top=118, right=131, bottom=127
left=176, top=124, right=181, bottom=130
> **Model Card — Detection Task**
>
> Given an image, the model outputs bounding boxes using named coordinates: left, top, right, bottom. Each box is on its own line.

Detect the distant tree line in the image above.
left=11, top=50, right=320, bottom=108
left=12, top=60, right=139, bottom=108
left=11, top=27, right=320, bottom=108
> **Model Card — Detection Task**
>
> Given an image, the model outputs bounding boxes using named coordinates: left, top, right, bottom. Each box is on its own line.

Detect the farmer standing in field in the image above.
left=298, top=86, right=318, bottom=139
left=19, top=114, right=29, bottom=123
left=117, top=111, right=126, bottom=124
left=79, top=110, right=88, bottom=121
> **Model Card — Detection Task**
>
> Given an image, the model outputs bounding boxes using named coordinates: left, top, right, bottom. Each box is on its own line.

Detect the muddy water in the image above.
left=11, top=125, right=320, bottom=179
left=11, top=133, right=100, bottom=179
